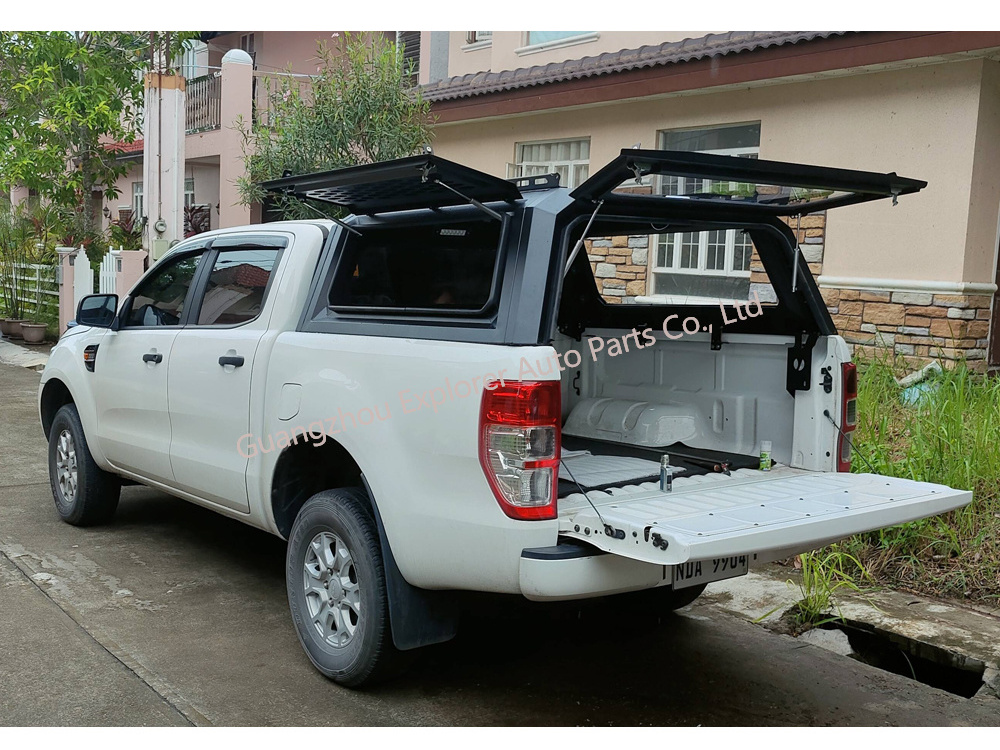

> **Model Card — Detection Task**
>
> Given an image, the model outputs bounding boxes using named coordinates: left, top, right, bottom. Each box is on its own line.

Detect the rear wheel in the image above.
left=47, top=403, right=120, bottom=526
left=285, top=488, right=407, bottom=687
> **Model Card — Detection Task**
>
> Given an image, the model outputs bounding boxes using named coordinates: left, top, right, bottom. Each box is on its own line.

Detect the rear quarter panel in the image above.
left=255, top=335, right=560, bottom=593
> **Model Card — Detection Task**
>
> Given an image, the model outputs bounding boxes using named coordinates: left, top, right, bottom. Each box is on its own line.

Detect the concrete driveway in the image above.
left=1, top=360, right=998, bottom=726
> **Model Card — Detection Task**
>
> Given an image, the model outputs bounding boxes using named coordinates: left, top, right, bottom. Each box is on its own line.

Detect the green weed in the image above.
left=787, top=547, right=870, bottom=630
left=841, top=351, right=1000, bottom=603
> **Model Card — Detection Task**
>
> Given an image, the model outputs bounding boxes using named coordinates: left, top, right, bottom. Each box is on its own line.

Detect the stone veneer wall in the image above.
left=578, top=211, right=995, bottom=372
left=586, top=211, right=829, bottom=306
left=821, top=288, right=993, bottom=371
left=586, top=236, right=649, bottom=304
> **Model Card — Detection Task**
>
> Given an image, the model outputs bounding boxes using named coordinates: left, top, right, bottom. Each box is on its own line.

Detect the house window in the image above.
left=184, top=178, right=195, bottom=208
left=525, top=32, right=592, bottom=46
left=240, top=33, right=256, bottom=62
left=652, top=123, right=761, bottom=299
left=396, top=31, right=420, bottom=85
left=512, top=138, right=590, bottom=189
left=132, top=181, right=144, bottom=221
left=179, top=40, right=207, bottom=79
left=466, top=31, right=492, bottom=45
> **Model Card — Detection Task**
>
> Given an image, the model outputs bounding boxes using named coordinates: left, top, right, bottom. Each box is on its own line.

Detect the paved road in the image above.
left=1, top=361, right=998, bottom=726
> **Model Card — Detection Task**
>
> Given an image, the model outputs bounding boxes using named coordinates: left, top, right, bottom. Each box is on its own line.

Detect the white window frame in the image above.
left=132, top=181, right=144, bottom=221
left=184, top=177, right=195, bottom=208
left=516, top=32, right=599, bottom=57
left=463, top=31, right=493, bottom=51
left=652, top=137, right=759, bottom=280
left=511, top=137, right=591, bottom=190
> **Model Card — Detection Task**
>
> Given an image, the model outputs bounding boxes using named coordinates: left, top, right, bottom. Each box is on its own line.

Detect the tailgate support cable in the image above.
left=560, top=457, right=626, bottom=540
left=822, top=409, right=879, bottom=474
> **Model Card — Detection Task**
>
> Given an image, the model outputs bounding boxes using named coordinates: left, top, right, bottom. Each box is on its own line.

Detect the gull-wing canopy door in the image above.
left=571, top=149, right=926, bottom=215
left=260, top=154, right=522, bottom=216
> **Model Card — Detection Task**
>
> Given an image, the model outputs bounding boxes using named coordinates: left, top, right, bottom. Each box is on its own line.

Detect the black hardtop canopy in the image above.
left=260, top=154, right=522, bottom=216
left=571, top=149, right=927, bottom=215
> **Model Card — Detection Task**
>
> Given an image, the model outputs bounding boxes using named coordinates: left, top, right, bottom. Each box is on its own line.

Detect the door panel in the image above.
left=166, top=328, right=265, bottom=511
left=94, top=329, right=180, bottom=482
left=94, top=251, right=205, bottom=483
left=166, top=246, right=283, bottom=512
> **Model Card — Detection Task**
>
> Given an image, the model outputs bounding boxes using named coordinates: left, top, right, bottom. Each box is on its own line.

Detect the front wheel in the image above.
left=47, top=403, right=121, bottom=526
left=285, top=488, right=406, bottom=687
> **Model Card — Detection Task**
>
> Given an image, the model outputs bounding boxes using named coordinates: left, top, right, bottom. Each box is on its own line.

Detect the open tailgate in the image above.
left=559, top=468, right=970, bottom=565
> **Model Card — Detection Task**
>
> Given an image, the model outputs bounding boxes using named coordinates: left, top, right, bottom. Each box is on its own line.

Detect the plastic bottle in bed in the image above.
left=759, top=441, right=772, bottom=471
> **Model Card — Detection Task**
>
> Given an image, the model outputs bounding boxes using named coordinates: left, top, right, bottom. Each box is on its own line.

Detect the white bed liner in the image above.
left=558, top=450, right=663, bottom=490
left=558, top=466, right=971, bottom=566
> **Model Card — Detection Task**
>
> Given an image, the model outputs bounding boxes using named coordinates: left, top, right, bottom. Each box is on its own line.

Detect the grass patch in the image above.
left=838, top=351, right=1000, bottom=605
left=784, top=547, right=871, bottom=632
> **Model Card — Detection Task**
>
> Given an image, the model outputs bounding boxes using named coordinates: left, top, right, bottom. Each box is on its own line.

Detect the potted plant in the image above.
left=0, top=204, right=31, bottom=338
left=12, top=204, right=61, bottom=344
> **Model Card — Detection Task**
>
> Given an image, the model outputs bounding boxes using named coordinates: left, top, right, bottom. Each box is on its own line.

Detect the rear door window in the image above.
left=195, top=248, right=282, bottom=326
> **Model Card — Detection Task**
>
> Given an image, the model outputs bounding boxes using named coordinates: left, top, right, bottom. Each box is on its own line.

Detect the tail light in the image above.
left=479, top=381, right=561, bottom=520
left=838, top=362, right=858, bottom=472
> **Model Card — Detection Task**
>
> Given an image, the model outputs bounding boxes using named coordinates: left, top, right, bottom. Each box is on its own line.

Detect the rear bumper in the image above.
left=518, top=541, right=665, bottom=601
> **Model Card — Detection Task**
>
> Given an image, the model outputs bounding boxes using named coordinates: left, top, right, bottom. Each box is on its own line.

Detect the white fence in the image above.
left=99, top=250, right=117, bottom=295
left=68, top=246, right=119, bottom=317
left=8, top=262, right=59, bottom=321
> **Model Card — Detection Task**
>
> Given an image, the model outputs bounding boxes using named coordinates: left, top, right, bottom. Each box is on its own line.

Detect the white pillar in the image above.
left=142, top=72, right=186, bottom=261
left=219, top=49, right=254, bottom=228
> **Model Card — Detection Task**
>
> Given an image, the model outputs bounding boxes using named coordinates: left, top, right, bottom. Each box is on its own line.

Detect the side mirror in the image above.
left=76, top=294, right=119, bottom=329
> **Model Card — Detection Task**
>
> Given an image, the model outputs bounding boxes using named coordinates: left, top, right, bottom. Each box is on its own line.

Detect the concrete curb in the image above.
left=703, top=565, right=1000, bottom=700
left=0, top=339, right=50, bottom=370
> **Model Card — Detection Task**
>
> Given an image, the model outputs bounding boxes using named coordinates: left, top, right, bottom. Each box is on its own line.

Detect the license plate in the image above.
left=671, top=555, right=749, bottom=589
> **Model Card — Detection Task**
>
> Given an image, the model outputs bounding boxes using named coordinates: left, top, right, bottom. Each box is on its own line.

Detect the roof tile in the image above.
left=422, top=31, right=850, bottom=102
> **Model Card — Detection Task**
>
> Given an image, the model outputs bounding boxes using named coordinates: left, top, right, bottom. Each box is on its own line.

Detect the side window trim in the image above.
left=178, top=247, right=217, bottom=327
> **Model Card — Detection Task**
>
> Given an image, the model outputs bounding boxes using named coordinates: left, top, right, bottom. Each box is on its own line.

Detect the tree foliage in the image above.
left=0, top=31, right=197, bottom=243
left=238, top=33, right=434, bottom=219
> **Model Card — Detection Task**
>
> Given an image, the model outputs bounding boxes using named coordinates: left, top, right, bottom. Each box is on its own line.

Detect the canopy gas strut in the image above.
left=564, top=199, right=605, bottom=276
left=420, top=163, right=504, bottom=222
left=267, top=191, right=362, bottom=237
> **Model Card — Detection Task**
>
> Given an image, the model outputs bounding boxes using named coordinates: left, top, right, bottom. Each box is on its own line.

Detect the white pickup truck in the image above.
left=39, top=150, right=971, bottom=686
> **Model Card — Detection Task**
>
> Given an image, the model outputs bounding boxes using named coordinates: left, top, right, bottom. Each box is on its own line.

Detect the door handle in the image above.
left=142, top=352, right=163, bottom=364
left=219, top=355, right=245, bottom=368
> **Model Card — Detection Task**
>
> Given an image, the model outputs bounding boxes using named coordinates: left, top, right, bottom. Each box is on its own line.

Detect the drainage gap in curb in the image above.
left=822, top=620, right=986, bottom=698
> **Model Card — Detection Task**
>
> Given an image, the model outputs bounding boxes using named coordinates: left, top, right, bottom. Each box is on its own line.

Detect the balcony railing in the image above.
left=186, top=73, right=222, bottom=134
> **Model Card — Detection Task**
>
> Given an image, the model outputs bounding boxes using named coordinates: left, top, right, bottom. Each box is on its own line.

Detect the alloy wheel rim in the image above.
left=302, top=531, right=361, bottom=648
left=55, top=429, right=78, bottom=504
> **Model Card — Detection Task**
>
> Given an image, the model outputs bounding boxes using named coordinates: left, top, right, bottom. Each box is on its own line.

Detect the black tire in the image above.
left=286, top=487, right=405, bottom=687
left=47, top=403, right=121, bottom=526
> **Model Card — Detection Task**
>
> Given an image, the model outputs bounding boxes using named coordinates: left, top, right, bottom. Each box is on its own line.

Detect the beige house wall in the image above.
left=432, top=59, right=998, bottom=288
left=963, top=59, right=1000, bottom=285
left=443, top=31, right=719, bottom=80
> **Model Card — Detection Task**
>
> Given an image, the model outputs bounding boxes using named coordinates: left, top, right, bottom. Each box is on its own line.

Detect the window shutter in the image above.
left=396, top=31, right=421, bottom=84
